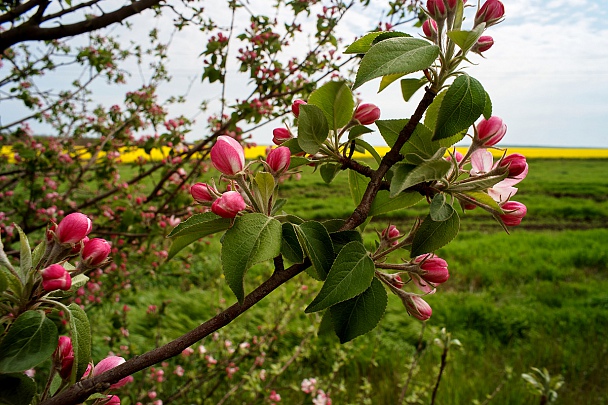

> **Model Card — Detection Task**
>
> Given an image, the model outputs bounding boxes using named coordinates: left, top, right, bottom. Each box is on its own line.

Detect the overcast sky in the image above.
left=2, top=0, right=607, bottom=148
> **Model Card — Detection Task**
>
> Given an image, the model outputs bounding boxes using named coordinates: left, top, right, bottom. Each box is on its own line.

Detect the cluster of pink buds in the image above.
left=40, top=213, right=112, bottom=292
left=423, top=0, right=503, bottom=55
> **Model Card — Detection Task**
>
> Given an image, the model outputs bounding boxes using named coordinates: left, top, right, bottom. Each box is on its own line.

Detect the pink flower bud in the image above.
left=272, top=128, right=293, bottom=145
left=475, top=116, right=507, bottom=147
left=472, top=36, right=494, bottom=53
left=381, top=224, right=400, bottom=246
left=499, top=201, right=527, bottom=226
left=211, top=191, right=246, bottom=218
left=106, top=395, right=121, bottom=405
left=191, top=183, right=216, bottom=203
left=403, top=294, right=432, bottom=321
left=56, top=213, right=92, bottom=244
left=266, top=146, right=291, bottom=174
left=499, top=154, right=528, bottom=178
left=269, top=390, right=281, bottom=402
left=354, top=103, right=381, bottom=125
left=427, top=0, right=447, bottom=21
left=474, top=0, right=505, bottom=28
left=422, top=19, right=439, bottom=39
left=291, top=100, right=307, bottom=117
left=82, top=238, right=111, bottom=267
left=54, top=336, right=74, bottom=379
left=93, top=356, right=133, bottom=389
left=415, top=254, right=450, bottom=284
left=210, top=135, right=245, bottom=176
left=41, top=264, right=72, bottom=292
left=445, top=150, right=464, bottom=163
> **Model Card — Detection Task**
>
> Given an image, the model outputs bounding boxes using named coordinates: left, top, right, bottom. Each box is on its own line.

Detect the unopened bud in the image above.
left=41, top=264, right=72, bottom=292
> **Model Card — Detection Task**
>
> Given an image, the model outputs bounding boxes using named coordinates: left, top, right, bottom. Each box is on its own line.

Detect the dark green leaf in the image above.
left=295, top=221, right=334, bottom=280
left=390, top=149, right=451, bottom=197
left=306, top=241, right=375, bottom=313
left=281, top=223, right=304, bottom=264
left=401, top=78, right=427, bottom=102
left=167, top=213, right=232, bottom=260
left=433, top=74, right=485, bottom=141
left=16, top=225, right=30, bottom=282
left=348, top=125, right=374, bottom=140
left=0, top=373, right=36, bottom=405
left=344, top=31, right=412, bottom=54
left=447, top=23, right=485, bottom=54
left=430, top=193, right=454, bottom=221
left=320, top=163, right=342, bottom=184
left=68, top=303, right=91, bottom=383
left=354, top=38, right=439, bottom=89
left=297, top=104, right=329, bottom=154
left=483, top=91, right=492, bottom=119
left=282, top=138, right=303, bottom=155
left=0, top=311, right=58, bottom=373
left=369, top=190, right=424, bottom=216
left=411, top=212, right=460, bottom=256
left=330, top=231, right=363, bottom=255
left=222, top=214, right=282, bottom=303
left=308, top=81, right=354, bottom=130
left=348, top=167, right=369, bottom=207
left=289, top=156, right=310, bottom=169
left=330, top=278, right=388, bottom=343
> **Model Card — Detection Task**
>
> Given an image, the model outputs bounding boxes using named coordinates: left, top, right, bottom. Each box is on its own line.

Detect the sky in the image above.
left=2, top=0, right=607, bottom=148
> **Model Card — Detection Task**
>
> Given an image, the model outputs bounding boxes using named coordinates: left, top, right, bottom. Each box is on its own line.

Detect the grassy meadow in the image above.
left=89, top=158, right=608, bottom=404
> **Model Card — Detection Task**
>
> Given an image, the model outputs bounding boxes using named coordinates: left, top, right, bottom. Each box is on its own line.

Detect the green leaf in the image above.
left=379, top=73, right=406, bottom=92
left=317, top=310, right=335, bottom=337
left=424, top=90, right=467, bottom=148
left=167, top=213, right=231, bottom=259
left=281, top=223, right=304, bottom=264
left=0, top=269, right=7, bottom=293
left=289, top=156, right=310, bottom=170
left=68, top=303, right=91, bottom=383
left=348, top=125, right=374, bottom=140
left=308, top=81, right=354, bottom=130
left=16, top=225, right=31, bottom=282
left=354, top=38, right=439, bottom=89
left=295, top=221, right=334, bottom=280
left=222, top=214, right=282, bottom=303
left=376, top=119, right=440, bottom=163
left=433, top=74, right=485, bottom=141
left=401, top=78, right=427, bottom=102
left=330, top=231, right=363, bottom=255
left=465, top=191, right=502, bottom=210
left=282, top=138, right=303, bottom=155
left=447, top=23, right=485, bottom=54
left=348, top=168, right=370, bottom=207
left=330, top=277, right=388, bottom=343
left=483, top=91, right=492, bottom=119
left=0, top=373, right=36, bottom=405
left=390, top=149, right=451, bottom=197
left=411, top=211, right=460, bottom=256
left=320, top=163, right=342, bottom=184
left=430, top=193, right=454, bottom=221
left=254, top=172, right=275, bottom=212
left=30, top=240, right=46, bottom=269
left=344, top=31, right=412, bottom=54
left=0, top=311, right=58, bottom=373
left=305, top=241, right=375, bottom=313
left=297, top=104, right=329, bottom=154
left=321, top=219, right=346, bottom=233
left=369, top=190, right=424, bottom=216
left=354, top=139, right=382, bottom=166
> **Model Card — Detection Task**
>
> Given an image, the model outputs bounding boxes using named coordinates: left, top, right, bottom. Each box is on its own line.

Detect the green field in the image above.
left=89, top=159, right=608, bottom=404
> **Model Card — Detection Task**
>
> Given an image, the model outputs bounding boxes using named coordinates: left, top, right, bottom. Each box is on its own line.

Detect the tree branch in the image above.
left=0, top=0, right=45, bottom=25
left=0, top=0, right=163, bottom=53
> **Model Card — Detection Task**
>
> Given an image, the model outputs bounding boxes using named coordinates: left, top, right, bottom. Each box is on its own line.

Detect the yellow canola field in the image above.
left=2, top=145, right=608, bottom=164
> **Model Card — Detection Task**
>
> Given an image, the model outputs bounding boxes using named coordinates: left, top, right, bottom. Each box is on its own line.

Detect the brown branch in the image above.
left=340, top=87, right=437, bottom=231
left=0, top=0, right=163, bottom=53
left=40, top=260, right=310, bottom=405
left=0, top=0, right=45, bottom=24
left=40, top=0, right=102, bottom=22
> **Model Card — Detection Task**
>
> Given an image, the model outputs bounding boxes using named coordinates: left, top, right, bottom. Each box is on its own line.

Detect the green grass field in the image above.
left=90, top=159, right=608, bottom=404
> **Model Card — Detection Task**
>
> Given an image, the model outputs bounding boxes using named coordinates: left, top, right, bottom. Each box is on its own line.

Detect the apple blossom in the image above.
left=211, top=191, right=246, bottom=218
left=81, top=238, right=111, bottom=267
left=475, top=116, right=507, bottom=147
left=500, top=201, right=527, bottom=226
left=210, top=135, right=245, bottom=176
left=354, top=103, right=381, bottom=125
left=266, top=146, right=291, bottom=174
left=41, top=264, right=72, bottom=292
left=55, top=213, right=93, bottom=244
left=92, top=356, right=133, bottom=389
